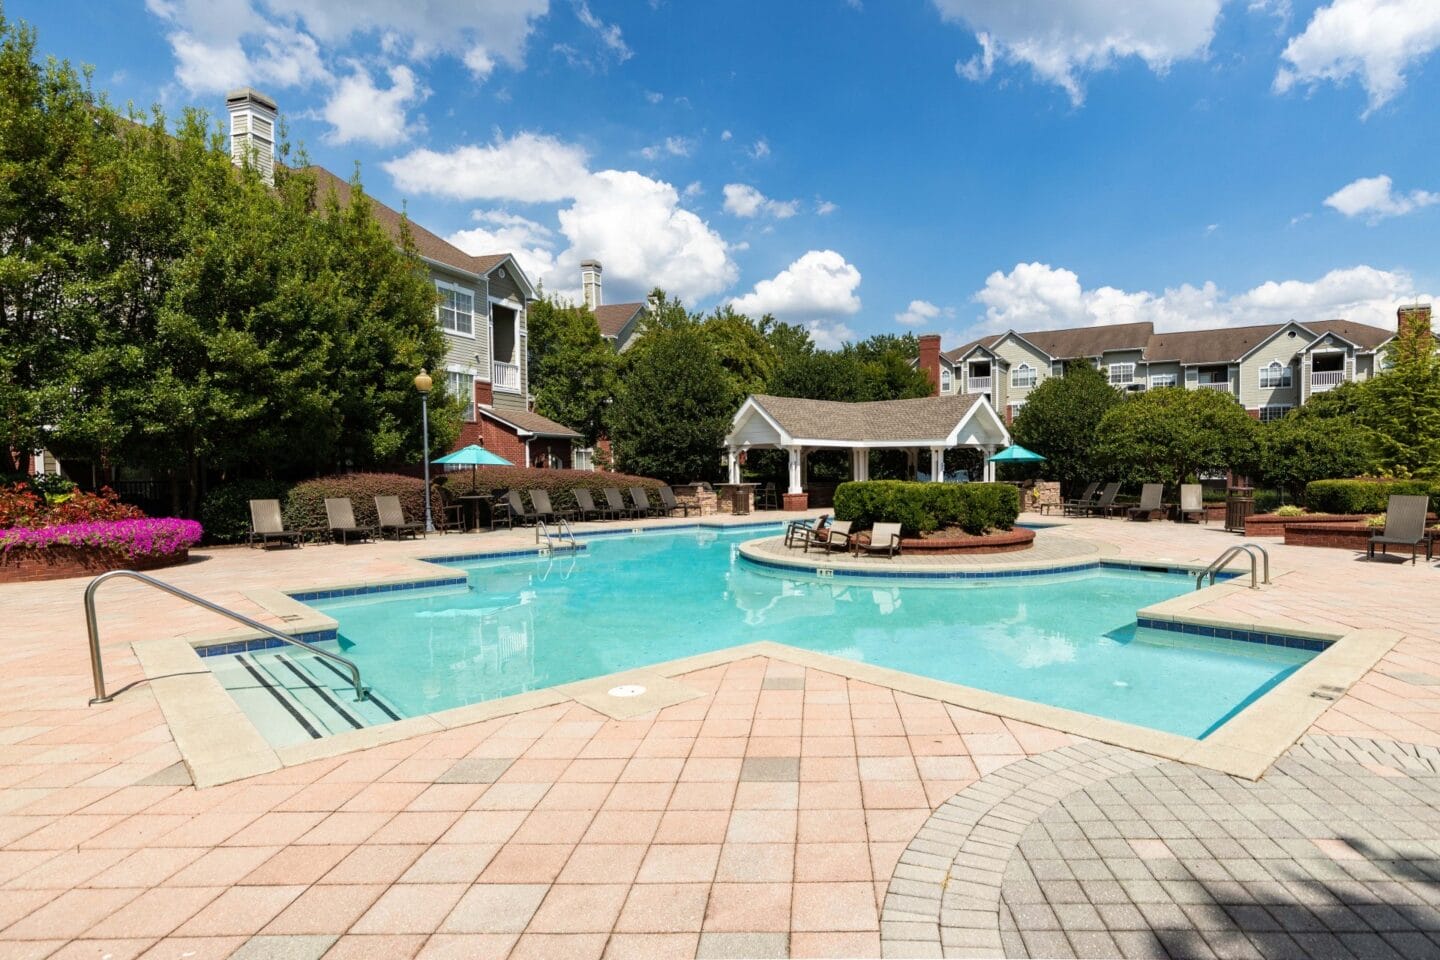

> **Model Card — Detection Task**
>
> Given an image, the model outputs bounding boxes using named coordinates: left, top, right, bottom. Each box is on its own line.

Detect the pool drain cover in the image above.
left=609, top=684, right=646, bottom=698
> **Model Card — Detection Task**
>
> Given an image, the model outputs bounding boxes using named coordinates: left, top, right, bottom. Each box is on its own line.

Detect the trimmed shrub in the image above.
left=285, top=473, right=442, bottom=532
left=200, top=479, right=292, bottom=544
left=833, top=481, right=1020, bottom=536
left=0, top=482, right=143, bottom=528
left=1304, top=478, right=1440, bottom=515
left=1273, top=504, right=1307, bottom=517
left=437, top=466, right=665, bottom=513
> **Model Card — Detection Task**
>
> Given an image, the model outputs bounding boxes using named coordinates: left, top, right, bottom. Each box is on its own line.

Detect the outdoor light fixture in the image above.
left=415, top=368, right=434, bottom=533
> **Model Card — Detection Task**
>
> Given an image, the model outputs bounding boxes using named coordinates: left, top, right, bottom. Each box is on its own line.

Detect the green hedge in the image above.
left=436, top=466, right=664, bottom=513
left=833, top=480, right=1020, bottom=536
left=1304, top=478, right=1440, bottom=515
left=284, top=473, right=442, bottom=531
left=200, top=479, right=292, bottom=544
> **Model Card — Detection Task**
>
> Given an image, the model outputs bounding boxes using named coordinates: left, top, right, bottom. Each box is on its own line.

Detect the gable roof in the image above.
left=738, top=393, right=1004, bottom=446
left=594, top=302, right=647, bottom=338
left=480, top=407, right=581, bottom=439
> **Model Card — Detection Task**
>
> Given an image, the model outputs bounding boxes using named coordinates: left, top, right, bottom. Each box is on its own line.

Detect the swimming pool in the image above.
left=207, top=525, right=1316, bottom=747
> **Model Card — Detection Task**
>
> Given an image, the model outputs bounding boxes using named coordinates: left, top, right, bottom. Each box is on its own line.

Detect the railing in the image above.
left=492, top=360, right=521, bottom=392
left=1310, top=369, right=1345, bottom=391
left=966, top=376, right=991, bottom=392
left=535, top=519, right=578, bottom=549
left=84, top=570, right=369, bottom=705
left=1195, top=381, right=1231, bottom=393
left=1195, top=543, right=1270, bottom=591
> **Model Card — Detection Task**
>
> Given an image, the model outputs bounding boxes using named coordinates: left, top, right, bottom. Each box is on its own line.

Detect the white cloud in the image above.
left=644, top=90, right=664, bottom=104
left=720, top=129, right=733, bottom=141
left=816, top=198, right=838, bottom=215
left=640, top=136, right=693, bottom=161
left=722, top=183, right=800, bottom=219
left=1275, top=0, right=1440, bottom=115
left=973, top=261, right=1426, bottom=333
left=574, top=0, right=633, bottom=62
left=895, top=299, right=955, bottom=327
left=1324, top=174, right=1440, bottom=222
left=935, top=0, right=1225, bottom=105
left=682, top=181, right=704, bottom=199
left=399, top=132, right=735, bottom=304
left=323, top=63, right=427, bottom=145
left=165, top=19, right=328, bottom=94
left=729, top=250, right=862, bottom=324
left=385, top=132, right=591, bottom=203
left=749, top=138, right=771, bottom=159
left=804, top=320, right=859, bottom=350
left=448, top=210, right=558, bottom=280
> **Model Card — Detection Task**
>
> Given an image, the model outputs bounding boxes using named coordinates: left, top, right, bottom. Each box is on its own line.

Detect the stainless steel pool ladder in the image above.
left=1195, top=543, right=1270, bottom=591
left=534, top=518, right=579, bottom=549
left=83, top=569, right=369, bottom=706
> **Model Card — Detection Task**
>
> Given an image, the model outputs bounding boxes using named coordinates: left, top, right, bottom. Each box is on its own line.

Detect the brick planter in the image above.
left=0, top=547, right=190, bottom=584
left=1284, top=521, right=1440, bottom=551
left=891, top=527, right=1035, bottom=555
left=782, top=492, right=809, bottom=512
left=1245, top=513, right=1354, bottom=538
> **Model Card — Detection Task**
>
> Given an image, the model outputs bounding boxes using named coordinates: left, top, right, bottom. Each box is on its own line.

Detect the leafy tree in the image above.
left=1011, top=364, right=1121, bottom=494
left=1094, top=387, right=1261, bottom=488
left=702, top=305, right=778, bottom=397
left=609, top=325, right=736, bottom=482
left=768, top=350, right=869, bottom=402
left=1259, top=414, right=1379, bottom=501
left=525, top=297, right=617, bottom=445
left=1356, top=321, right=1440, bottom=476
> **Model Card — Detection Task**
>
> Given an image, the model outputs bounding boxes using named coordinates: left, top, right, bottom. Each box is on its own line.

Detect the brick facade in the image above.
left=918, top=334, right=942, bottom=397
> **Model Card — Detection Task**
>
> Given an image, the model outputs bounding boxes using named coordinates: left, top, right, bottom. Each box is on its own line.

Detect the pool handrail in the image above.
left=84, top=569, right=369, bottom=705
left=1195, top=543, right=1269, bottom=591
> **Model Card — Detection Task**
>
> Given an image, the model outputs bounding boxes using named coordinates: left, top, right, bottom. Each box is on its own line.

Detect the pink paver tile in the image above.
left=173, top=884, right=307, bottom=937
left=509, top=933, right=608, bottom=960
left=602, top=932, right=700, bottom=959
left=614, top=883, right=710, bottom=933
left=1, top=887, right=143, bottom=940
left=725, top=810, right=796, bottom=844
left=602, top=782, right=675, bottom=811
left=581, top=810, right=662, bottom=844
left=438, top=883, right=549, bottom=933
left=439, top=810, right=528, bottom=845
left=321, top=844, right=427, bottom=885
left=135, top=935, right=248, bottom=960
left=795, top=842, right=873, bottom=882
left=557, top=843, right=648, bottom=884
left=45, top=938, right=155, bottom=960
left=667, top=781, right=737, bottom=810
left=714, top=843, right=794, bottom=883
left=798, top=808, right=868, bottom=844
left=414, top=933, right=518, bottom=959
left=865, top=808, right=931, bottom=843
left=534, top=782, right=613, bottom=810
left=636, top=843, right=722, bottom=884
left=262, top=883, right=386, bottom=934
left=350, top=883, right=468, bottom=935
left=399, top=843, right=501, bottom=883
left=653, top=809, right=731, bottom=845
left=476, top=844, right=575, bottom=883
left=80, top=885, right=223, bottom=940
left=790, top=930, right=884, bottom=957
left=369, top=810, right=461, bottom=845
left=85, top=847, right=207, bottom=889
left=702, top=882, right=791, bottom=932
left=295, top=811, right=394, bottom=846
left=525, top=883, right=629, bottom=933
left=321, top=934, right=427, bottom=959
left=798, top=781, right=863, bottom=811
left=859, top=780, right=930, bottom=809
left=242, top=844, right=354, bottom=885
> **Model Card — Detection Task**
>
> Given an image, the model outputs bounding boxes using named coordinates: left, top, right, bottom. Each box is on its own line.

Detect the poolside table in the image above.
left=456, top=494, right=490, bottom=533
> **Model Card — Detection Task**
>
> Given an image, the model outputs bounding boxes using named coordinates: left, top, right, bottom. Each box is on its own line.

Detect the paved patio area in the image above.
left=2, top=512, right=1438, bottom=958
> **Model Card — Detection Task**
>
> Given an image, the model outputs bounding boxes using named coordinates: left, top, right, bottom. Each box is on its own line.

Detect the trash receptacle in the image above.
left=1225, top=486, right=1254, bottom=532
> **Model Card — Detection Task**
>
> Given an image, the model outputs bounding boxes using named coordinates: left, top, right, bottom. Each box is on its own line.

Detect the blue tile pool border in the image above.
left=195, top=627, right=339, bottom=658
left=1137, top=617, right=1332, bottom=653
left=288, top=575, right=470, bottom=602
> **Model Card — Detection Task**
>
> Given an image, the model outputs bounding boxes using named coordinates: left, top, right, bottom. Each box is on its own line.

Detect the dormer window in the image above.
left=940, top=367, right=953, bottom=392
left=1258, top=361, right=1292, bottom=389
left=1011, top=363, right=1037, bottom=388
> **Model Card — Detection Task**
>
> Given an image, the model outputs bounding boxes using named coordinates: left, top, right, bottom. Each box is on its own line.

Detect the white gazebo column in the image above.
left=727, top=447, right=741, bottom=484
left=982, top=445, right=997, bottom=482
left=929, top=447, right=944, bottom=483
left=850, top=448, right=869, bottom=482
left=785, top=445, right=803, bottom=494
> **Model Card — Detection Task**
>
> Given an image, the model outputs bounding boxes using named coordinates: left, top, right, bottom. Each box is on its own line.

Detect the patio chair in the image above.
left=809, top=519, right=854, bottom=554
left=785, top=514, right=829, bottom=549
left=528, top=489, right=569, bottom=523
left=374, top=495, right=424, bottom=540
left=1060, top=482, right=1100, bottom=517
left=248, top=499, right=302, bottom=548
left=757, top=482, right=779, bottom=510
left=856, top=522, right=903, bottom=559
left=1367, top=494, right=1433, bottom=564
left=658, top=485, right=690, bottom=517
left=604, top=487, right=637, bottom=519
left=1177, top=484, right=1207, bottom=524
left=506, top=489, right=539, bottom=526
left=324, top=498, right=374, bottom=545
left=629, top=486, right=653, bottom=518
left=1084, top=482, right=1124, bottom=518
left=572, top=487, right=609, bottom=521
left=431, top=484, right=465, bottom=534
left=1126, top=484, right=1166, bottom=521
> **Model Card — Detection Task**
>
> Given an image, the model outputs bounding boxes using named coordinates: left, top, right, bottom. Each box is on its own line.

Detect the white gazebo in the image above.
left=723, top=393, right=1011, bottom=496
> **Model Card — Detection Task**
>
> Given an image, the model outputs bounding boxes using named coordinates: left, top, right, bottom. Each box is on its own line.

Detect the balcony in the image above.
left=492, top=360, right=521, bottom=393
left=1310, top=369, right=1345, bottom=392
left=1195, top=381, right=1231, bottom=393
left=966, top=377, right=991, bottom=393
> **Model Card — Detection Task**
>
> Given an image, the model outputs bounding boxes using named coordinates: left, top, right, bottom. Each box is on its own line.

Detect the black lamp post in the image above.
left=415, top=368, right=434, bottom=533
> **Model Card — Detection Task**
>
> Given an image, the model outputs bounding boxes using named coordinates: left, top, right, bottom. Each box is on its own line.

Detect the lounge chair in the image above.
left=324, top=498, right=373, bottom=544
left=1060, top=482, right=1100, bottom=517
left=629, top=487, right=653, bottom=518
left=785, top=514, right=829, bottom=549
left=809, top=519, right=854, bottom=554
left=374, top=495, right=424, bottom=540
left=1126, top=484, right=1166, bottom=521
left=604, top=487, right=636, bottom=519
left=572, top=488, right=609, bottom=521
left=528, top=489, right=568, bottom=523
left=856, top=522, right=903, bottom=559
left=1084, top=482, right=1123, bottom=518
left=1367, top=494, right=1433, bottom=564
left=1177, top=484, right=1207, bottom=524
left=248, top=499, right=302, bottom=548
left=506, top=489, right=539, bottom=526
left=657, top=486, right=690, bottom=517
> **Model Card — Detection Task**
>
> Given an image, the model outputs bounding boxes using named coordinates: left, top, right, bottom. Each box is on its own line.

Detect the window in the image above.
left=573, top=447, right=595, bottom=471
left=1108, top=363, right=1135, bottom=385
left=1259, top=405, right=1293, bottom=422
left=1011, top=363, right=1037, bottom=388
left=1008, top=400, right=1026, bottom=422
left=446, top=370, right=476, bottom=421
left=437, top=284, right=474, bottom=336
left=940, top=367, right=953, bottom=392
left=1258, top=361, right=1293, bottom=389
left=1150, top=372, right=1178, bottom=388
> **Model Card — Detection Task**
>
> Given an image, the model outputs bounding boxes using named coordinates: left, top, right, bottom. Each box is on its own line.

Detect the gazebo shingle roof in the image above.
left=747, top=393, right=986, bottom=444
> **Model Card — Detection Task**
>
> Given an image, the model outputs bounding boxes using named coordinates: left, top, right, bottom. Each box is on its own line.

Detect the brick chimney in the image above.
left=226, top=88, right=277, bottom=185
left=918, top=334, right=943, bottom=396
left=1399, top=303, right=1432, bottom=339
left=581, top=259, right=602, bottom=310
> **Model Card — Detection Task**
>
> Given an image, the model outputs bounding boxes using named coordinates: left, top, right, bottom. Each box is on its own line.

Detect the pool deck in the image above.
left=3, top=512, right=1440, bottom=958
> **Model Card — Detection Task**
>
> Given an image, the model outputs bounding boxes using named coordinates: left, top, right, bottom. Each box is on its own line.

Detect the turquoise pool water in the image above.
left=291, top=526, right=1312, bottom=739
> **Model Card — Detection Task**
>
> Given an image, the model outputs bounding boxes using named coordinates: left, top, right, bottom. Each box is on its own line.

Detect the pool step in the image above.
left=207, top=649, right=402, bottom=748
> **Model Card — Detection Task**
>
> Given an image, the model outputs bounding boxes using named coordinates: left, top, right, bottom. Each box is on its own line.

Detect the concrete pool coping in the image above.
left=133, top=530, right=1401, bottom=788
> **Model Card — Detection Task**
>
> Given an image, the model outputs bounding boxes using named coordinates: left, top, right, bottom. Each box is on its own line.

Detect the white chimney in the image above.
left=581, top=259, right=603, bottom=310
left=226, top=87, right=278, bottom=186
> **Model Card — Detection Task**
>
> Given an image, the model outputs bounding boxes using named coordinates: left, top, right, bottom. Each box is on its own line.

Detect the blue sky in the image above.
left=13, top=0, right=1440, bottom=347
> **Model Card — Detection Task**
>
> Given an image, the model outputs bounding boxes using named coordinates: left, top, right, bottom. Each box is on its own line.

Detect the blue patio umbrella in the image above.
left=433, top=444, right=512, bottom=490
left=987, top=444, right=1046, bottom=463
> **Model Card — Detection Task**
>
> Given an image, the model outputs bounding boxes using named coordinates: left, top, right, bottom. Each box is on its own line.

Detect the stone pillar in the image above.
left=929, top=447, right=944, bottom=483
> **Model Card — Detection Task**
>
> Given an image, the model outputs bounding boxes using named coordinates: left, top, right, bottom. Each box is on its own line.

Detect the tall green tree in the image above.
left=702, top=305, right=778, bottom=397
left=1357, top=319, right=1440, bottom=476
left=1094, top=387, right=1261, bottom=488
left=1259, top=414, right=1379, bottom=501
left=1011, top=364, right=1121, bottom=494
left=609, top=325, right=736, bottom=482
left=525, top=297, right=618, bottom=445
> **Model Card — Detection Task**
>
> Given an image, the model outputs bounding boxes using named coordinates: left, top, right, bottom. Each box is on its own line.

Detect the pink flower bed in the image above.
left=0, top=518, right=203, bottom=558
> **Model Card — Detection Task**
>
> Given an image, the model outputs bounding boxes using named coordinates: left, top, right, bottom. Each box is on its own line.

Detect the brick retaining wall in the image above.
left=0, top=548, right=189, bottom=584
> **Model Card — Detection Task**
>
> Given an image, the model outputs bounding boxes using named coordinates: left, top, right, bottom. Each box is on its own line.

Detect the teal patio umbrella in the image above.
left=987, top=444, right=1046, bottom=463
left=433, top=444, right=512, bottom=491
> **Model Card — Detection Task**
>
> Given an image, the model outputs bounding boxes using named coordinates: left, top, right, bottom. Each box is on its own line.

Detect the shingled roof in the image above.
left=480, top=408, right=581, bottom=439
left=594, top=303, right=646, bottom=338
left=742, top=393, right=993, bottom=444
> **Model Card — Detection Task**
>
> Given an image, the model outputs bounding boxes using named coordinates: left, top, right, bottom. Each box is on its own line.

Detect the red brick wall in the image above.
left=918, top=334, right=942, bottom=397
left=475, top=380, right=494, bottom=407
